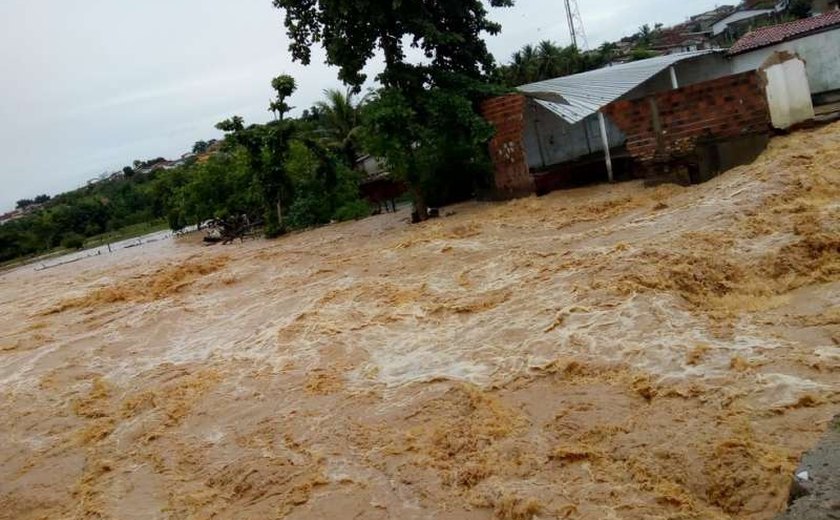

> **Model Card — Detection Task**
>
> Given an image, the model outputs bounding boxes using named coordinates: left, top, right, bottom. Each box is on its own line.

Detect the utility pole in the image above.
left=564, top=0, right=589, bottom=50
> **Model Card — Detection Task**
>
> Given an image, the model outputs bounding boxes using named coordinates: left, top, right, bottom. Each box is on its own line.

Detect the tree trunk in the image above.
left=276, top=200, right=283, bottom=228
left=411, top=186, right=429, bottom=224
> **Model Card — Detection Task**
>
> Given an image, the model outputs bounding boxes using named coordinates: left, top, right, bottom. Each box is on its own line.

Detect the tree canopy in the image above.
left=499, top=40, right=610, bottom=86
left=269, top=75, right=297, bottom=120
left=1, top=82, right=373, bottom=263
left=273, top=0, right=512, bottom=89
left=192, top=140, right=210, bottom=154
left=312, top=88, right=364, bottom=164
left=272, top=0, right=513, bottom=219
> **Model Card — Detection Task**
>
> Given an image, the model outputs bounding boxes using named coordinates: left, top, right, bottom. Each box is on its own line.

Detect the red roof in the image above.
left=728, top=10, right=840, bottom=55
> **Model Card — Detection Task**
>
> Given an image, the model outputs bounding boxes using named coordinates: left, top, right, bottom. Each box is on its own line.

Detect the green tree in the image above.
left=269, top=75, right=297, bottom=121
left=313, top=88, right=364, bottom=164
left=192, top=140, right=210, bottom=154
left=285, top=140, right=368, bottom=228
left=503, top=44, right=538, bottom=85
left=217, top=77, right=299, bottom=237
left=61, top=232, right=85, bottom=250
left=598, top=42, right=620, bottom=63
left=788, top=0, right=812, bottom=18
left=174, top=150, right=257, bottom=226
left=499, top=40, right=608, bottom=87
left=630, top=48, right=657, bottom=61
left=362, top=84, right=494, bottom=213
left=636, top=24, right=654, bottom=47
left=272, top=0, right=512, bottom=220
left=215, top=116, right=245, bottom=134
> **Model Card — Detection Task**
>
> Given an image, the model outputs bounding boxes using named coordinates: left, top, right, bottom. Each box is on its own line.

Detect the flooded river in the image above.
left=1, top=123, right=838, bottom=519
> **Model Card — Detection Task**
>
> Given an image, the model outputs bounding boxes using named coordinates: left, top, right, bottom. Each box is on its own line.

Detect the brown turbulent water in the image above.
left=1, top=123, right=838, bottom=520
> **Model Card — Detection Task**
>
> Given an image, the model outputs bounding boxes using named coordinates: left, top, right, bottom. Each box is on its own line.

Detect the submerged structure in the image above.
left=483, top=48, right=819, bottom=197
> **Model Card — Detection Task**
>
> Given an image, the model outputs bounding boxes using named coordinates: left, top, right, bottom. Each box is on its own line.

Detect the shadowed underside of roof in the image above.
left=517, top=50, right=718, bottom=124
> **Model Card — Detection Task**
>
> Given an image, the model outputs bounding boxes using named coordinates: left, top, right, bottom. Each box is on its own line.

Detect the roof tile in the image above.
left=728, top=10, right=840, bottom=55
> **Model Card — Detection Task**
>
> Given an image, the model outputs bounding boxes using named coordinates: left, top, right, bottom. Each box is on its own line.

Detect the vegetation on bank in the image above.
left=2, top=1, right=822, bottom=264
left=1, top=0, right=514, bottom=263
left=0, top=94, right=372, bottom=263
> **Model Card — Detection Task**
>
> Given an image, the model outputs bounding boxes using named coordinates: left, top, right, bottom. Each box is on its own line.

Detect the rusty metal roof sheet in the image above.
left=517, top=50, right=718, bottom=124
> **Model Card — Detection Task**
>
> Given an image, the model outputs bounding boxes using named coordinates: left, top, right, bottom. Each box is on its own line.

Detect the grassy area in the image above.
left=0, top=245, right=77, bottom=272
left=0, top=220, right=172, bottom=273
left=83, top=219, right=170, bottom=248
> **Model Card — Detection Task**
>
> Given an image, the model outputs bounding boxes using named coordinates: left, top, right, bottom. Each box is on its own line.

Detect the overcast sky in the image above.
left=0, top=0, right=726, bottom=211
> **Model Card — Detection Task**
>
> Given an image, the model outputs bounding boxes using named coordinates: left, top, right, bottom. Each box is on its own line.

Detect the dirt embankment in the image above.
left=0, top=122, right=838, bottom=519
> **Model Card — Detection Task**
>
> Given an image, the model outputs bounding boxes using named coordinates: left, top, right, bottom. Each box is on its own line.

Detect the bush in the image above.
left=287, top=191, right=331, bottom=229
left=61, top=233, right=85, bottom=250
left=789, top=0, right=812, bottom=18
left=333, top=199, right=370, bottom=222
left=264, top=220, right=287, bottom=239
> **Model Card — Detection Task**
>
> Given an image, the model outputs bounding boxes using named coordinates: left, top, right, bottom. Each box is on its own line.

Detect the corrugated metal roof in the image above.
left=517, top=50, right=718, bottom=124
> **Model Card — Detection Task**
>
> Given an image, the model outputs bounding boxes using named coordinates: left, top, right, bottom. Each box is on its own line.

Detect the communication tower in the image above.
left=564, top=0, right=589, bottom=50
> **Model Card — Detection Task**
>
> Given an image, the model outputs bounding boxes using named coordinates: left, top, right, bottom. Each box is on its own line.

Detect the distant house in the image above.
left=0, top=210, right=24, bottom=225
left=355, top=155, right=389, bottom=179
left=690, top=6, right=737, bottom=33
left=730, top=10, right=840, bottom=104
left=155, top=161, right=178, bottom=171
left=134, top=157, right=192, bottom=174
left=168, top=156, right=193, bottom=169
left=652, top=32, right=715, bottom=55
left=712, top=8, right=779, bottom=38
left=354, top=155, right=406, bottom=212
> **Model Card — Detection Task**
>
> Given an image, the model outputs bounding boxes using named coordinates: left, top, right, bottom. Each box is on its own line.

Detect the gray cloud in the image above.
left=0, top=0, right=723, bottom=210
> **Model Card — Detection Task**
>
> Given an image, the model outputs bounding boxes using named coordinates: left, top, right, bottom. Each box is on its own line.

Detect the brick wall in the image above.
left=604, top=71, right=770, bottom=165
left=481, top=94, right=535, bottom=199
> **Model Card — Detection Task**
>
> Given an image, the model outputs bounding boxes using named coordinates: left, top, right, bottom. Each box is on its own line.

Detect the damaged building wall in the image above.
left=481, top=94, right=535, bottom=199
left=761, top=53, right=815, bottom=129
left=519, top=53, right=736, bottom=175
left=481, top=54, right=767, bottom=198
left=604, top=71, right=770, bottom=183
left=731, top=29, right=840, bottom=99
left=671, top=53, right=736, bottom=87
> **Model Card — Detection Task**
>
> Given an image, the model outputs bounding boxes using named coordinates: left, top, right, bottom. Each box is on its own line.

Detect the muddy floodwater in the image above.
left=1, top=123, right=839, bottom=520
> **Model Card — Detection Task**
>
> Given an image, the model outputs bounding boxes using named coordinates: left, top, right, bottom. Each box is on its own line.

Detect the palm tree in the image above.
left=313, top=88, right=364, bottom=164
left=598, top=42, right=619, bottom=64
left=536, top=40, right=563, bottom=80
left=503, top=40, right=608, bottom=86
left=519, top=44, right=539, bottom=83
left=637, top=24, right=653, bottom=47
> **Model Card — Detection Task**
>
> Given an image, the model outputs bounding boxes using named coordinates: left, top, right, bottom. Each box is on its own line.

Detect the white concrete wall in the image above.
left=522, top=102, right=625, bottom=170
left=713, top=10, right=774, bottom=36
left=763, top=57, right=816, bottom=128
left=623, top=54, right=734, bottom=101
left=731, top=29, right=840, bottom=94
